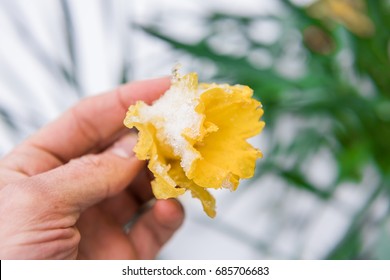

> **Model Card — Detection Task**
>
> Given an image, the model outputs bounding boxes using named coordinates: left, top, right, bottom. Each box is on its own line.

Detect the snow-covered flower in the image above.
left=124, top=71, right=264, bottom=217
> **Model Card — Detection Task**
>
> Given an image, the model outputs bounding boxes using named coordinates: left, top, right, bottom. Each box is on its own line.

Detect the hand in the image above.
left=0, top=78, right=184, bottom=259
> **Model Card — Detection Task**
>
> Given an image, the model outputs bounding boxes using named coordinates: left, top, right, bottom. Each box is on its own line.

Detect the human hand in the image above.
left=0, top=78, right=184, bottom=259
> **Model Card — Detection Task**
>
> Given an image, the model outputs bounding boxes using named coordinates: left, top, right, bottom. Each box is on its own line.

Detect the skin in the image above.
left=0, top=77, right=184, bottom=259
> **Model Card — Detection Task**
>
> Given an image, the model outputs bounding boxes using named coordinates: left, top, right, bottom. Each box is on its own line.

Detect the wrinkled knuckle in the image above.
left=49, top=227, right=81, bottom=259
left=75, top=154, right=105, bottom=170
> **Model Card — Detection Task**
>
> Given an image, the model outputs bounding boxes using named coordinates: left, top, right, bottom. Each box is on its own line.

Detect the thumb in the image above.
left=30, top=133, right=144, bottom=211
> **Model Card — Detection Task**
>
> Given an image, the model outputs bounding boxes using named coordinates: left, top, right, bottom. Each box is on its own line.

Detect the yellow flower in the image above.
left=308, top=0, right=374, bottom=37
left=124, top=71, right=264, bottom=217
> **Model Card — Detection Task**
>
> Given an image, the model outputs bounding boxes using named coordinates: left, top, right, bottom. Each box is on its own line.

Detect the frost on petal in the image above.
left=124, top=102, right=185, bottom=199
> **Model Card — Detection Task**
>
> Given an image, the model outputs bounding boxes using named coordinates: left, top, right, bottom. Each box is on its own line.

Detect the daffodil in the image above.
left=124, top=70, right=264, bottom=217
left=308, top=0, right=374, bottom=37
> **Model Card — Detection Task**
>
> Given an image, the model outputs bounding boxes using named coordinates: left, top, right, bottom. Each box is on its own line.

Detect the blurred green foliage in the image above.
left=137, top=0, right=390, bottom=259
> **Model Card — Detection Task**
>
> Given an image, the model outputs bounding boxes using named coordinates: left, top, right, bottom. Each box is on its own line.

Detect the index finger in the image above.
left=26, top=77, right=170, bottom=164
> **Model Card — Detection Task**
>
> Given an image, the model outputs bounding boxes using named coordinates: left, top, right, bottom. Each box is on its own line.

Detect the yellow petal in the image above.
left=188, top=86, right=264, bottom=190
left=169, top=162, right=216, bottom=218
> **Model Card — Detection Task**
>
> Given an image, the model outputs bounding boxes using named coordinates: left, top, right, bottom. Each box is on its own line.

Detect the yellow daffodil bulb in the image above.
left=124, top=70, right=264, bottom=217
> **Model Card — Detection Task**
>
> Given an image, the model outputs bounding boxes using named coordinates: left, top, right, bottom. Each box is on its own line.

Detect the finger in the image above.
left=127, top=199, right=184, bottom=259
left=25, top=133, right=144, bottom=211
left=77, top=207, right=138, bottom=260
left=100, top=168, right=154, bottom=225
left=30, top=77, right=169, bottom=160
left=127, top=167, right=154, bottom=205
left=2, top=77, right=170, bottom=174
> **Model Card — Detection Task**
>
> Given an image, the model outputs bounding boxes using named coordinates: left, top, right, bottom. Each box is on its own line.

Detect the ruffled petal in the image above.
left=188, top=86, right=264, bottom=190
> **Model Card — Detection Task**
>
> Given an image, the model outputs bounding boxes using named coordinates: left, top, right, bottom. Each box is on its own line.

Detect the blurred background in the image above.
left=1, top=0, right=390, bottom=259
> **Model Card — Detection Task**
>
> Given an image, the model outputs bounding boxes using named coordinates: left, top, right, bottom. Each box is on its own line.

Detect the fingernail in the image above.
left=110, top=135, right=136, bottom=159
